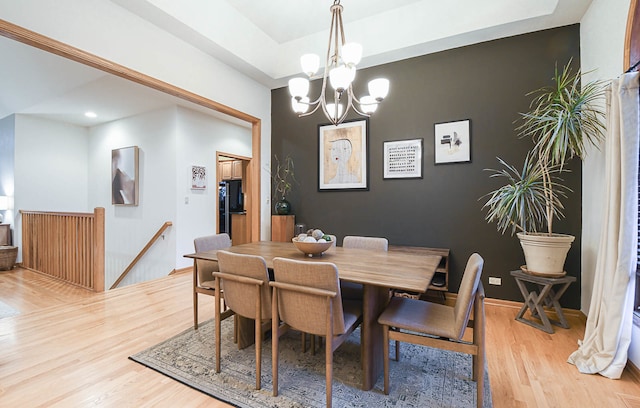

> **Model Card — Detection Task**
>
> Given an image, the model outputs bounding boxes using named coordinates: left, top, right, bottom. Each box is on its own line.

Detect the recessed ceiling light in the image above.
left=85, top=111, right=97, bottom=118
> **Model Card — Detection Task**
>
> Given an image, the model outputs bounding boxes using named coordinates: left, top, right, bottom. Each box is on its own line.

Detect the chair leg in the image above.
left=271, top=294, right=279, bottom=397
left=193, top=291, right=199, bottom=329
left=255, top=318, right=262, bottom=390
left=301, top=332, right=307, bottom=352
left=395, top=340, right=400, bottom=361
left=383, top=325, right=390, bottom=395
left=326, top=335, right=333, bottom=408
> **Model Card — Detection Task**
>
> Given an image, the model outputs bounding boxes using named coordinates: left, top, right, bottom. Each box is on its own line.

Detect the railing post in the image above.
left=93, top=207, right=105, bottom=292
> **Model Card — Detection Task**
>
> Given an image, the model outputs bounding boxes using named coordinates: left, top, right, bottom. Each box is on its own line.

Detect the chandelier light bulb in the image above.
left=300, top=54, right=320, bottom=77
left=288, top=77, right=310, bottom=98
left=368, top=78, right=389, bottom=101
left=326, top=103, right=344, bottom=120
left=360, top=95, right=378, bottom=114
left=291, top=96, right=310, bottom=114
left=342, top=43, right=362, bottom=66
left=329, top=65, right=355, bottom=92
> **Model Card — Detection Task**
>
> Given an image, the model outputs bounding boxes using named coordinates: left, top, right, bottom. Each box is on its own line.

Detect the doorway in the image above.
left=217, top=152, right=251, bottom=245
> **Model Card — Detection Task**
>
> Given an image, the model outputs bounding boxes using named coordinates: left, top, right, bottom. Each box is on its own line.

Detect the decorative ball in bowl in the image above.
left=292, top=237, right=333, bottom=257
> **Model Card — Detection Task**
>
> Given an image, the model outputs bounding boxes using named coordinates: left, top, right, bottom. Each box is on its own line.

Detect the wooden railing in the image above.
left=110, top=221, right=173, bottom=289
left=20, top=208, right=105, bottom=292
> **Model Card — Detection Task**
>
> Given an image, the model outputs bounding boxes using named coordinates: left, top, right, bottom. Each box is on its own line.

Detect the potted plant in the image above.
left=272, top=154, right=297, bottom=215
left=482, top=61, right=606, bottom=276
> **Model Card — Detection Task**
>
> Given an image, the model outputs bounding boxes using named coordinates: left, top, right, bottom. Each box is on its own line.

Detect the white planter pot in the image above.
left=516, top=232, right=575, bottom=277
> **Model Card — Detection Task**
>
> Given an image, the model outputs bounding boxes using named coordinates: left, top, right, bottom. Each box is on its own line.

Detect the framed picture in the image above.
left=383, top=138, right=423, bottom=179
left=191, top=165, right=207, bottom=190
left=318, top=119, right=369, bottom=191
left=111, top=146, right=139, bottom=205
left=434, top=119, right=471, bottom=164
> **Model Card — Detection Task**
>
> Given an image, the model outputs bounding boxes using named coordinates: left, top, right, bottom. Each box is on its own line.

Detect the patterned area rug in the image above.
left=130, top=319, right=492, bottom=408
left=0, top=300, right=19, bottom=319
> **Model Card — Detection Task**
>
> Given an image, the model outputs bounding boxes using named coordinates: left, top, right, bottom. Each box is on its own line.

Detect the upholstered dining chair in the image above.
left=193, top=234, right=233, bottom=329
left=270, top=257, right=363, bottom=408
left=377, top=253, right=486, bottom=407
left=213, top=250, right=272, bottom=390
left=341, top=235, right=389, bottom=300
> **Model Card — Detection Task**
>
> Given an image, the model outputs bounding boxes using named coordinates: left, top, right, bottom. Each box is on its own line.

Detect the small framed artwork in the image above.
left=111, top=146, right=139, bottom=206
left=191, top=165, right=207, bottom=190
left=434, top=119, right=471, bottom=164
left=383, top=138, right=423, bottom=179
left=318, top=119, right=369, bottom=191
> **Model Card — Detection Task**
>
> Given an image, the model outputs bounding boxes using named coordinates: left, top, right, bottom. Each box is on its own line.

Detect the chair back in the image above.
left=193, top=234, right=232, bottom=285
left=216, top=250, right=271, bottom=320
left=272, top=257, right=346, bottom=336
left=452, top=253, right=484, bottom=339
left=343, top=236, right=388, bottom=251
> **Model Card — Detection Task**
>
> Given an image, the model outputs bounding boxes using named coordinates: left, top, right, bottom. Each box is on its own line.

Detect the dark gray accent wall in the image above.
left=271, top=25, right=582, bottom=309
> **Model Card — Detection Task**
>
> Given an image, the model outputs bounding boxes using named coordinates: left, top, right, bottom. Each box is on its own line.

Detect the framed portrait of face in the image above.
left=318, top=119, right=369, bottom=191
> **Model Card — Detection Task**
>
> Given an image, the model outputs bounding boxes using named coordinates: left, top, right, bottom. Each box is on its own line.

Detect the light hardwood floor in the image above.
left=1, top=267, right=639, bottom=407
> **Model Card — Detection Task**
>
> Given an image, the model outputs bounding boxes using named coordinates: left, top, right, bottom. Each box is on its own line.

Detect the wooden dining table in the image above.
left=184, top=240, right=441, bottom=391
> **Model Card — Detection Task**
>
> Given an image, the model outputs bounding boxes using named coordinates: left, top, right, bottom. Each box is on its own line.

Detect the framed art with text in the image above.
left=434, top=119, right=471, bottom=164
left=383, top=138, right=423, bottom=179
left=318, top=119, right=369, bottom=191
left=191, top=165, right=207, bottom=190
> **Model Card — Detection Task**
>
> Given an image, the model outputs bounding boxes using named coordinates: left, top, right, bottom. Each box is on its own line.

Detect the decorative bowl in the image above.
left=292, top=237, right=333, bottom=257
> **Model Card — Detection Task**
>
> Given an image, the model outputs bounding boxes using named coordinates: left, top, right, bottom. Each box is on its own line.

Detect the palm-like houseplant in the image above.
left=482, top=62, right=606, bottom=275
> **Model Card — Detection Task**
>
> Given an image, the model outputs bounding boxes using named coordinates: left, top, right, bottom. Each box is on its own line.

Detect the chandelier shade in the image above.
left=287, top=0, right=389, bottom=125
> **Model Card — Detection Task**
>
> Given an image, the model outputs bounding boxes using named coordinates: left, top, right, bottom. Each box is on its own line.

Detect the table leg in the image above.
left=542, top=282, right=573, bottom=329
left=361, top=284, right=390, bottom=390
left=514, top=278, right=555, bottom=334
left=236, top=316, right=256, bottom=349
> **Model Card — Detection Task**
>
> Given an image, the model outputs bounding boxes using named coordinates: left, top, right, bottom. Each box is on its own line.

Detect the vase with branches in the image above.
left=482, top=61, right=606, bottom=275
left=272, top=154, right=297, bottom=215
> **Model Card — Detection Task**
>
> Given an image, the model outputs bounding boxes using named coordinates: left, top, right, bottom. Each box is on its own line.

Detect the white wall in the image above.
left=580, top=0, right=639, bottom=367
left=0, top=0, right=272, bottom=240
left=174, top=106, right=252, bottom=270
left=0, top=115, right=15, bottom=226
left=83, top=105, right=252, bottom=288
left=13, top=115, right=89, bottom=261
left=89, top=107, right=177, bottom=288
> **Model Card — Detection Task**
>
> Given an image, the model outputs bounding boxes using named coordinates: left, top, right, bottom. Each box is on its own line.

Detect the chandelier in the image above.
left=287, top=0, right=390, bottom=126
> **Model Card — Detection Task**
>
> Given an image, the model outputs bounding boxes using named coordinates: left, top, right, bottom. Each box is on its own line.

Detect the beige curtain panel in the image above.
left=567, top=72, right=639, bottom=379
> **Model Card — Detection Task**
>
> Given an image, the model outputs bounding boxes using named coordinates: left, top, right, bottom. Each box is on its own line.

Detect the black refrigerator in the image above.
left=219, top=180, right=243, bottom=237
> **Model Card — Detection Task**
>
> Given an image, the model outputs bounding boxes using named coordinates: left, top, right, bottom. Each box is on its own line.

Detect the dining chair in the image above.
left=270, top=257, right=363, bottom=408
left=341, top=235, right=389, bottom=300
left=193, top=234, right=233, bottom=329
left=377, top=253, right=486, bottom=407
left=214, top=250, right=271, bottom=390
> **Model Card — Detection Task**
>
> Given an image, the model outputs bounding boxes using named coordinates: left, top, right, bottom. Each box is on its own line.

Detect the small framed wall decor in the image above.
left=434, top=119, right=471, bottom=164
left=111, top=146, right=139, bottom=206
left=191, top=165, right=207, bottom=190
left=383, top=138, right=423, bottom=179
left=318, top=119, right=369, bottom=191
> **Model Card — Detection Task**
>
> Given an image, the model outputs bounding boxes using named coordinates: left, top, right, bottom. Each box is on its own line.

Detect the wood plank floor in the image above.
left=1, top=267, right=639, bottom=407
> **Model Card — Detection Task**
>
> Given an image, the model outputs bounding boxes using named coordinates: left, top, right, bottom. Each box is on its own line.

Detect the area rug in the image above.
left=0, top=300, right=19, bottom=319
left=130, top=319, right=492, bottom=408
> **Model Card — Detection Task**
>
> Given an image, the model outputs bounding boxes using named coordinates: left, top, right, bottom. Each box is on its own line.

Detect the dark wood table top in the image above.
left=185, top=241, right=441, bottom=293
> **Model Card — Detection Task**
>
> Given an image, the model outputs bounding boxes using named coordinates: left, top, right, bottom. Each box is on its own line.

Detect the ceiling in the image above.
left=0, top=0, right=591, bottom=127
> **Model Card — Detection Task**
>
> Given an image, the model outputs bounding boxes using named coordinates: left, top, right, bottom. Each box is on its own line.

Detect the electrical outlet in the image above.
left=488, top=277, right=502, bottom=286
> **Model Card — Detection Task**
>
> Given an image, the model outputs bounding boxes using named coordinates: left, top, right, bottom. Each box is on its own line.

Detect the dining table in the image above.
left=184, top=240, right=441, bottom=391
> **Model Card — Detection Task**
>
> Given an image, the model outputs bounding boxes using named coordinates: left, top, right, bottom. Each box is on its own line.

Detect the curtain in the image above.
left=567, top=72, right=639, bottom=379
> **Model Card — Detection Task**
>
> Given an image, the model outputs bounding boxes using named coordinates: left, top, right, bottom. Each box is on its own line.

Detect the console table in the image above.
left=510, top=270, right=576, bottom=334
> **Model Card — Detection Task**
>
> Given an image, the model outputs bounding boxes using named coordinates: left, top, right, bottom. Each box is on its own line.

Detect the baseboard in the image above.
left=627, top=360, right=640, bottom=382
left=441, top=292, right=585, bottom=320
left=171, top=266, right=192, bottom=275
